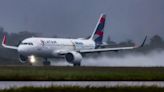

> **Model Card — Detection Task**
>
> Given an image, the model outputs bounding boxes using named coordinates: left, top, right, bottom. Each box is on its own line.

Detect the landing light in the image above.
left=29, top=55, right=36, bottom=63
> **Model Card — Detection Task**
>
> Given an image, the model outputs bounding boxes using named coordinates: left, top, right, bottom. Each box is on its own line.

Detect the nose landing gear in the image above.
left=43, top=58, right=51, bottom=66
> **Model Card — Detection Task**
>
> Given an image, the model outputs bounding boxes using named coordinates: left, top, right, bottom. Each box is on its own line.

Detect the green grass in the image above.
left=1, top=86, right=164, bottom=92
left=0, top=66, right=163, bottom=81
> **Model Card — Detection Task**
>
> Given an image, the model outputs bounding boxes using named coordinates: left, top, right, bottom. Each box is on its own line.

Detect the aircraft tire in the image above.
left=43, top=61, right=51, bottom=66
left=73, top=63, right=81, bottom=67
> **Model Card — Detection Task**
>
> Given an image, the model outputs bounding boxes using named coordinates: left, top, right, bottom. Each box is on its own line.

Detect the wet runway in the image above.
left=0, top=81, right=164, bottom=89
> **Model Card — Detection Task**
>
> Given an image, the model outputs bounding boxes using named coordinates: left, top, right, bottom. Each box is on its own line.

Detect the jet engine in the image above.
left=65, top=51, right=82, bottom=66
left=19, top=54, right=28, bottom=63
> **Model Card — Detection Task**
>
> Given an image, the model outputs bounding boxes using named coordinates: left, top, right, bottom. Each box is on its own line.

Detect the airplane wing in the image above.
left=1, top=35, right=18, bottom=50
left=80, top=36, right=147, bottom=53
left=80, top=46, right=136, bottom=53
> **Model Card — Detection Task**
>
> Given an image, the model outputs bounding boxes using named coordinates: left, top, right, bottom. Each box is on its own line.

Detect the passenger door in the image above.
left=72, top=41, right=84, bottom=51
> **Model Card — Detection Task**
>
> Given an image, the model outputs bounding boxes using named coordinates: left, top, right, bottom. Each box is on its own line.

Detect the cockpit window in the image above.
left=21, top=42, right=33, bottom=45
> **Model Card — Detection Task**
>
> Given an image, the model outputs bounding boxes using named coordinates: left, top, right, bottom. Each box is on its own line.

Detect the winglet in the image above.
left=140, top=36, right=147, bottom=47
left=2, top=35, right=7, bottom=45
left=1, top=35, right=18, bottom=50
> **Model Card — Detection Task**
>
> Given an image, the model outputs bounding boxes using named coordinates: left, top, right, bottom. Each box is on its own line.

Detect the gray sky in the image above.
left=0, top=0, right=164, bottom=42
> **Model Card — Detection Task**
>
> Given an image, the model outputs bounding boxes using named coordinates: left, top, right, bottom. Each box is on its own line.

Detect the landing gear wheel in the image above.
left=43, top=58, right=51, bottom=66
left=73, top=63, right=81, bottom=67
left=43, top=61, right=51, bottom=66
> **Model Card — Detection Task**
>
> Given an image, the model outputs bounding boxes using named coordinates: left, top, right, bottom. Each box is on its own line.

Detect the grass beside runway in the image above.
left=0, top=66, right=163, bottom=81
left=1, top=86, right=164, bottom=92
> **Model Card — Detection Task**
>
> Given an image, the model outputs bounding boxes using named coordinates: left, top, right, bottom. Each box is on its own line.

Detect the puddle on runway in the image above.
left=0, top=81, right=164, bottom=89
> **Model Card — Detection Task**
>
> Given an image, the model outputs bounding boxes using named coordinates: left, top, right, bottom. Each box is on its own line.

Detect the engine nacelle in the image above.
left=65, top=51, right=82, bottom=64
left=19, top=54, right=28, bottom=63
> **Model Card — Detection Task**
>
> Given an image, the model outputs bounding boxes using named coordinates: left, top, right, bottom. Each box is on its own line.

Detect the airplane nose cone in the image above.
left=18, top=46, right=25, bottom=54
left=18, top=45, right=29, bottom=55
left=18, top=45, right=34, bottom=56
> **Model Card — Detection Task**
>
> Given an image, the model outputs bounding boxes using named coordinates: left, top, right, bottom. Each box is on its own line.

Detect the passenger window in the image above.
left=20, top=42, right=33, bottom=45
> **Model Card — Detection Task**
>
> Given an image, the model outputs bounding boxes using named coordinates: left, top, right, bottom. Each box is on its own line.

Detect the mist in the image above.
left=82, top=50, right=164, bottom=67
left=52, top=50, right=164, bottom=67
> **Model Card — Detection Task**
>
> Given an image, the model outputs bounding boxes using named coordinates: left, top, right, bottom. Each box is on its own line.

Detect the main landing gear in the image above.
left=73, top=63, right=81, bottom=67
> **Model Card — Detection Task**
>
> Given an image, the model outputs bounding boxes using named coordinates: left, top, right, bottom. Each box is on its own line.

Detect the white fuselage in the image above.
left=18, top=37, right=96, bottom=58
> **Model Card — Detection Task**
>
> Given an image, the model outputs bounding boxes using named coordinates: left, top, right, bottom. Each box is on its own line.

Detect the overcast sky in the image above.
left=0, top=0, right=163, bottom=42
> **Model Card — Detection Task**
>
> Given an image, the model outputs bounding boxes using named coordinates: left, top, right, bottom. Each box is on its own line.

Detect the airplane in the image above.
left=1, top=14, right=147, bottom=66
